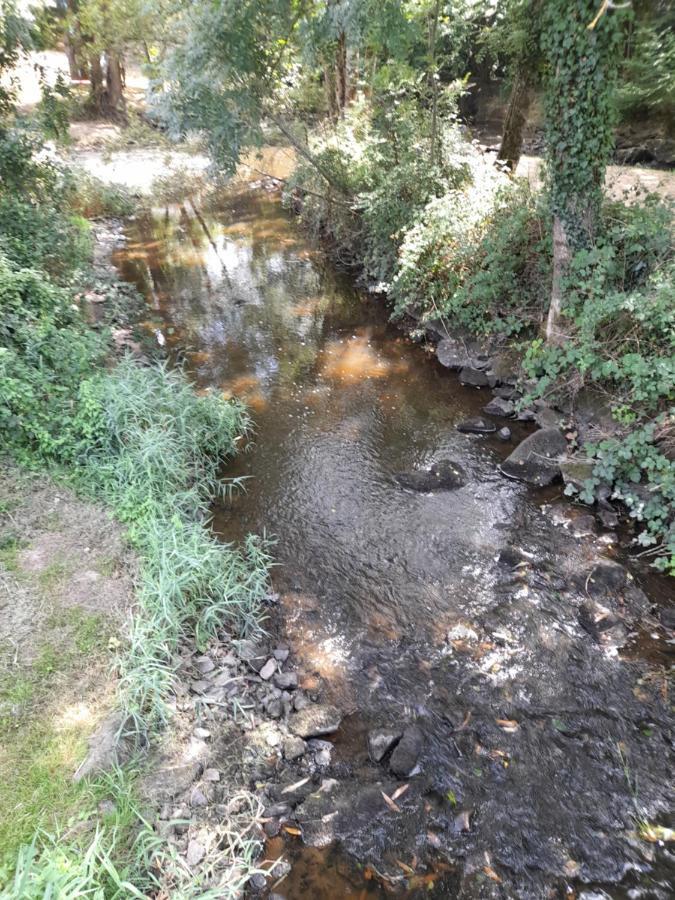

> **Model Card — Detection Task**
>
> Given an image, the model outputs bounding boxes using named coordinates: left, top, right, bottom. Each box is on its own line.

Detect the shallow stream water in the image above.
left=114, top=184, right=673, bottom=899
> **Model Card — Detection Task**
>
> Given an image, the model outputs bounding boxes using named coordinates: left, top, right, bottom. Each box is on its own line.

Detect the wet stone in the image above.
left=456, top=417, right=496, bottom=435
left=389, top=725, right=424, bottom=777
left=459, top=365, right=490, bottom=387
left=483, top=397, right=515, bottom=418
left=500, top=428, right=567, bottom=486
left=289, top=704, right=342, bottom=738
left=497, top=426, right=512, bottom=442
left=368, top=728, right=402, bottom=763
left=394, top=459, right=466, bottom=492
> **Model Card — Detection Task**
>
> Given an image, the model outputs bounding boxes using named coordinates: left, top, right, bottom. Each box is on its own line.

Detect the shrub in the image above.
left=285, top=92, right=473, bottom=285
left=0, top=127, right=91, bottom=278
left=391, top=177, right=550, bottom=334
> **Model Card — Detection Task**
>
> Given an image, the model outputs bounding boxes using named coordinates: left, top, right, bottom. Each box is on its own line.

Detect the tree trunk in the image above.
left=546, top=215, right=571, bottom=343
left=498, top=68, right=532, bottom=171
left=428, top=0, right=441, bottom=166
left=89, top=53, right=104, bottom=109
left=104, top=52, right=127, bottom=122
left=324, top=63, right=338, bottom=121
left=64, top=37, right=80, bottom=80
left=336, top=31, right=347, bottom=114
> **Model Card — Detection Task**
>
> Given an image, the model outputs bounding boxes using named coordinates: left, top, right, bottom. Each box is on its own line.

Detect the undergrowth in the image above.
left=0, top=119, right=271, bottom=891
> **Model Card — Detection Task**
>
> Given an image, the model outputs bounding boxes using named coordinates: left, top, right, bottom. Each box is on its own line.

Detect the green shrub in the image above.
left=0, top=127, right=91, bottom=278
left=391, top=179, right=550, bottom=334
left=286, top=93, right=472, bottom=285
left=522, top=197, right=674, bottom=571
left=0, top=255, right=105, bottom=463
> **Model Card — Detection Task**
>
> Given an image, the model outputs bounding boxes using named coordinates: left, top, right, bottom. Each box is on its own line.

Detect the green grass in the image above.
left=0, top=625, right=115, bottom=872
left=37, top=560, right=73, bottom=593
left=0, top=534, right=25, bottom=572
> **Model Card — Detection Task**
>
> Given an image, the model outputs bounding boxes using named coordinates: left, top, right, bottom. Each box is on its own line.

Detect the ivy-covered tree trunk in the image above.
left=542, top=0, right=623, bottom=343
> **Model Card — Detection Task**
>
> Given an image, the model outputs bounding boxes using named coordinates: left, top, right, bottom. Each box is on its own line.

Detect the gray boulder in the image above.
left=436, top=338, right=470, bottom=370
left=368, top=728, right=402, bottom=763
left=500, top=429, right=567, bottom=486
left=483, top=397, right=515, bottom=418
left=389, top=725, right=424, bottom=776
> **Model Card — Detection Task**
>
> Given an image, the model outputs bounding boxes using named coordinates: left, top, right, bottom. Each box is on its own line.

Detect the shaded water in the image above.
left=115, top=187, right=673, bottom=899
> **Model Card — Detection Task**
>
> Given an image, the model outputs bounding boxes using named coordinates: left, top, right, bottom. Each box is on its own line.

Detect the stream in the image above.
left=114, top=181, right=673, bottom=899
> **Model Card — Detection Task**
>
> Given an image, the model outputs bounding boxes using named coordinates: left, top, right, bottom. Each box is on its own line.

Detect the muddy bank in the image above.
left=113, top=184, right=674, bottom=898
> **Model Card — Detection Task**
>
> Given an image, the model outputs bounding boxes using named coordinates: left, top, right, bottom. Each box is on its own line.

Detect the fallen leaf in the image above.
left=483, top=865, right=502, bottom=883
left=426, top=831, right=442, bottom=848
left=639, top=823, right=675, bottom=843
left=496, top=718, right=519, bottom=733
left=391, top=783, right=410, bottom=801
left=281, top=777, right=309, bottom=794
left=282, top=825, right=302, bottom=836
left=381, top=790, right=401, bottom=813
left=446, top=790, right=457, bottom=806
left=395, top=859, right=415, bottom=875
left=457, top=710, right=472, bottom=731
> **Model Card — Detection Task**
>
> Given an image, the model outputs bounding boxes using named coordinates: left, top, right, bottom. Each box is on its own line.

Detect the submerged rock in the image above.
left=500, top=429, right=567, bottom=486
left=394, top=459, right=466, bottom=492
left=367, top=728, right=402, bottom=763
left=389, top=725, right=423, bottom=776
left=497, top=426, right=512, bottom=442
left=457, top=417, right=496, bottom=435
left=289, top=704, right=342, bottom=738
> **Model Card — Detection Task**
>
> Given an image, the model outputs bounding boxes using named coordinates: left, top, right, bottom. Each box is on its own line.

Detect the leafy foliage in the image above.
left=287, top=91, right=472, bottom=284
left=392, top=178, right=550, bottom=334
left=541, top=0, right=624, bottom=244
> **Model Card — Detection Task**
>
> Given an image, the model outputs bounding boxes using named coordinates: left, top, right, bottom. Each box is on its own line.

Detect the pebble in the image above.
left=264, top=818, right=281, bottom=837
left=497, top=426, right=512, bottom=441
left=193, top=727, right=211, bottom=739
left=273, top=646, right=290, bottom=662
left=194, top=656, right=215, bottom=674
left=274, top=671, right=298, bottom=690
left=283, top=735, right=306, bottom=760
left=190, top=787, right=208, bottom=808
left=186, top=839, right=205, bottom=867
left=203, top=768, right=220, bottom=782
left=260, top=658, right=277, bottom=680
left=293, top=692, right=309, bottom=711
